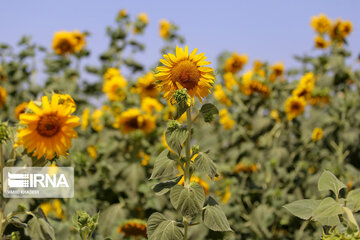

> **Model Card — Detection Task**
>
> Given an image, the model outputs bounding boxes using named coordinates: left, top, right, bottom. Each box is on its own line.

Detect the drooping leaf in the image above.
left=25, top=210, right=56, bottom=240
left=202, top=196, right=232, bottom=232
left=150, top=149, right=178, bottom=179
left=200, top=103, right=219, bottom=123
left=147, top=213, right=183, bottom=240
left=318, top=170, right=346, bottom=196
left=174, top=102, right=189, bottom=120
left=170, top=183, right=205, bottom=218
left=193, top=152, right=217, bottom=180
left=153, top=175, right=183, bottom=195
left=283, top=199, right=321, bottom=220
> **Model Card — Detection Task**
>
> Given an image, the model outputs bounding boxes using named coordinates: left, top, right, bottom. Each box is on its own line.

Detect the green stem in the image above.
left=0, top=143, right=4, bottom=237
left=184, top=107, right=192, bottom=187
left=183, top=217, right=189, bottom=240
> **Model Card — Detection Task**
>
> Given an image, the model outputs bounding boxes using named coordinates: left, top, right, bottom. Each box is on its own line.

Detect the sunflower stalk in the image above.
left=0, top=143, right=4, bottom=237
left=184, top=107, right=192, bottom=187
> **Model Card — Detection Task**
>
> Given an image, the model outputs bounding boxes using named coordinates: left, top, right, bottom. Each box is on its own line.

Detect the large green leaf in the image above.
left=25, top=210, right=56, bottom=240
left=200, top=103, right=219, bottom=122
left=165, top=125, right=188, bottom=156
left=193, top=152, right=217, bottom=180
left=283, top=199, right=321, bottom=220
left=346, top=189, right=360, bottom=212
left=170, top=183, right=205, bottom=218
left=150, top=149, right=178, bottom=179
left=147, top=213, right=183, bottom=240
left=318, top=170, right=346, bottom=196
left=312, top=197, right=343, bottom=226
left=174, top=102, right=189, bottom=120
left=98, top=204, right=125, bottom=236
left=202, top=196, right=232, bottom=232
left=153, top=175, right=183, bottom=195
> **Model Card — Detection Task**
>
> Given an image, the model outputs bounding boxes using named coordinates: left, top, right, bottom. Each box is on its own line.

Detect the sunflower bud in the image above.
left=172, top=89, right=189, bottom=105
left=0, top=122, right=10, bottom=143
left=192, top=145, right=200, bottom=154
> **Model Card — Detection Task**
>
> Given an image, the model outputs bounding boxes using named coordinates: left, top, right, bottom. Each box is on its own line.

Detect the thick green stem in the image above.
left=183, top=217, right=189, bottom=240
left=184, top=107, right=192, bottom=187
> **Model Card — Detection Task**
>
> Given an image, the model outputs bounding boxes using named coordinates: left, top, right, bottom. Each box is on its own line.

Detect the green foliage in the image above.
left=202, top=196, right=232, bottom=232
left=147, top=213, right=183, bottom=240
left=72, top=210, right=99, bottom=240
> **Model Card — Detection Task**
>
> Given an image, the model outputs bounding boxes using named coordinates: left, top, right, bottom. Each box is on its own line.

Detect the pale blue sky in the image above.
left=1, top=1, right=359, bottom=75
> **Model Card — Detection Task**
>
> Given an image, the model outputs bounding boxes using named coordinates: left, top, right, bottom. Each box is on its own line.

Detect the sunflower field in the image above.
left=0, top=9, right=360, bottom=240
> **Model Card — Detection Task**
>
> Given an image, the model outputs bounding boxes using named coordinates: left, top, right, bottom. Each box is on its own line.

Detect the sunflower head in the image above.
left=214, top=85, right=231, bottom=107
left=219, top=109, right=235, bottom=130
left=155, top=46, right=215, bottom=102
left=136, top=72, right=159, bottom=98
left=114, top=108, right=155, bottom=134
left=314, top=35, right=328, bottom=49
left=223, top=72, right=237, bottom=91
left=312, top=127, right=323, bottom=142
left=224, top=52, right=248, bottom=73
left=102, top=75, right=127, bottom=102
left=311, top=14, right=331, bottom=34
left=52, top=31, right=77, bottom=55
left=284, top=96, right=307, bottom=121
left=159, top=19, right=171, bottom=38
left=0, top=86, right=7, bottom=108
left=117, top=219, right=147, bottom=238
left=141, top=97, right=163, bottom=114
left=17, top=94, right=80, bottom=160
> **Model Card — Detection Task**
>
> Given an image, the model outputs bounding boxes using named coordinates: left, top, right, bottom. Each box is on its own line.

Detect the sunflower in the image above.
left=52, top=31, right=77, bottom=55
left=159, top=19, right=171, bottom=38
left=87, top=145, right=98, bottom=159
left=103, top=68, right=121, bottom=81
left=219, top=109, right=235, bottom=130
left=17, top=95, right=80, bottom=160
left=135, top=72, right=159, bottom=98
left=234, top=161, right=258, bottom=174
left=155, top=45, right=215, bottom=102
left=81, top=108, right=90, bottom=130
left=102, top=75, right=127, bottom=101
left=311, top=14, right=331, bottom=34
left=72, top=30, right=86, bottom=52
left=241, top=72, right=270, bottom=97
left=224, top=52, right=248, bottom=73
left=15, top=102, right=28, bottom=120
left=117, top=9, right=128, bottom=19
left=0, top=86, right=6, bottom=108
left=141, top=97, right=163, bottom=114
left=223, top=72, right=237, bottom=91
left=312, top=127, right=323, bottom=142
left=314, top=35, right=328, bottom=49
left=270, top=109, right=281, bottom=122
left=284, top=96, right=306, bottom=121
left=39, top=199, right=65, bottom=220
left=214, top=85, right=231, bottom=107
left=114, top=108, right=155, bottom=134
left=117, top=219, right=147, bottom=238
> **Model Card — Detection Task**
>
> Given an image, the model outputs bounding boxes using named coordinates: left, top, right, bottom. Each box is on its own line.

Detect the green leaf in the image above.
left=170, top=183, right=205, bottom=218
left=165, top=125, right=188, bottom=156
left=147, top=213, right=183, bottom=240
left=193, top=152, right=217, bottom=180
left=153, top=175, right=183, bottom=195
left=283, top=199, right=321, bottom=220
left=200, top=103, right=219, bottom=123
left=25, top=210, right=56, bottom=240
left=346, top=189, right=360, bottom=212
left=200, top=103, right=219, bottom=116
left=174, top=102, right=189, bottom=120
left=150, top=149, right=178, bottom=179
left=312, top=197, right=343, bottom=226
left=318, top=170, right=346, bottom=196
left=202, top=196, right=232, bottom=232
left=98, top=204, right=125, bottom=236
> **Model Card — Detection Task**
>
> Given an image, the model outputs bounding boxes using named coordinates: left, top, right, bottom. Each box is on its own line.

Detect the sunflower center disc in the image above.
left=171, top=60, right=200, bottom=90
left=37, top=114, right=61, bottom=137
